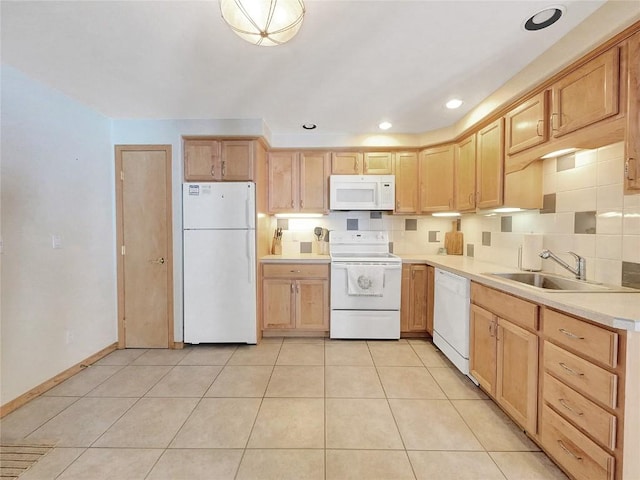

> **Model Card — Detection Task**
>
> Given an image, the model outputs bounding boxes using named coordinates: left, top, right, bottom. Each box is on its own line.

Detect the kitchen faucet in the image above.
left=539, top=249, right=586, bottom=280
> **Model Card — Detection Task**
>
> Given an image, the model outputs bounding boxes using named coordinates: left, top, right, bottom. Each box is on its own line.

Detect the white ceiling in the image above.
left=2, top=0, right=634, bottom=140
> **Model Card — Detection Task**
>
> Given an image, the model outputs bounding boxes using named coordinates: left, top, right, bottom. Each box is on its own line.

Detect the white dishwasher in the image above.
left=433, top=268, right=477, bottom=383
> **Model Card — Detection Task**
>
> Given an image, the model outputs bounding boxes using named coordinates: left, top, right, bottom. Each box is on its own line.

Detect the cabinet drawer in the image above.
left=543, top=309, right=618, bottom=368
left=542, top=404, right=615, bottom=480
left=263, top=263, right=329, bottom=279
left=544, top=342, right=617, bottom=409
left=471, top=283, right=538, bottom=330
left=543, top=373, right=617, bottom=449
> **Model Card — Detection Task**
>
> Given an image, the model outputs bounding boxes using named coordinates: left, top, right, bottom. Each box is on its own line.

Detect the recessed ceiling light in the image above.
left=524, top=5, right=564, bottom=31
left=302, top=123, right=317, bottom=130
left=378, top=121, right=392, bottom=130
left=446, top=99, right=463, bottom=109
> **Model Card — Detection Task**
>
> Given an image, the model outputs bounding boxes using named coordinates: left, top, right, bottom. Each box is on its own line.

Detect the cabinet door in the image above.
left=476, top=119, right=504, bottom=209
left=299, top=152, right=329, bottom=213
left=296, top=279, right=329, bottom=330
left=426, top=266, right=434, bottom=335
left=263, top=279, right=295, bottom=329
left=551, top=47, right=620, bottom=138
left=394, top=152, right=419, bottom=213
left=408, top=265, right=428, bottom=331
left=221, top=140, right=254, bottom=181
left=419, top=145, right=455, bottom=212
left=268, top=152, right=297, bottom=213
left=364, top=152, right=393, bottom=174
left=454, top=135, right=476, bottom=211
left=625, top=32, right=640, bottom=193
left=505, top=91, right=548, bottom=155
left=496, top=319, right=538, bottom=433
left=184, top=140, right=220, bottom=181
left=400, top=264, right=411, bottom=333
left=470, top=304, right=497, bottom=395
left=331, top=152, right=363, bottom=174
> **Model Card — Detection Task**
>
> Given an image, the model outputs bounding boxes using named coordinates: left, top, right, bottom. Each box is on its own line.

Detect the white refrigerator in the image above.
left=183, top=182, right=257, bottom=344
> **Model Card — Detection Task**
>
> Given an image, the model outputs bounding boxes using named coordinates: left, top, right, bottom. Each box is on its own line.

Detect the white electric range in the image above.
left=329, top=231, right=402, bottom=339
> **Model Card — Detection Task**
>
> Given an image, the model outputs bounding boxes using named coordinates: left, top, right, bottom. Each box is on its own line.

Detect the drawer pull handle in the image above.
left=559, top=398, right=584, bottom=417
left=559, top=362, right=584, bottom=377
left=557, top=440, right=583, bottom=461
left=559, top=328, right=584, bottom=340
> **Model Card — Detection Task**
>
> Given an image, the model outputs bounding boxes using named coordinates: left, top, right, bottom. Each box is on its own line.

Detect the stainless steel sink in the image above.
left=485, top=272, right=633, bottom=293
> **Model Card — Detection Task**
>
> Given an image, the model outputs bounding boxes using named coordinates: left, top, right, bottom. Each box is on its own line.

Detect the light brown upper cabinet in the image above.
left=331, top=151, right=393, bottom=174
left=267, top=151, right=330, bottom=214
left=476, top=119, right=504, bottom=209
left=505, top=91, right=549, bottom=155
left=419, top=144, right=455, bottom=212
left=363, top=152, right=393, bottom=174
left=625, top=31, right=640, bottom=193
left=394, top=151, right=419, bottom=213
left=331, top=152, right=364, bottom=174
left=184, top=139, right=254, bottom=181
left=551, top=47, right=620, bottom=138
left=454, top=134, right=476, bottom=211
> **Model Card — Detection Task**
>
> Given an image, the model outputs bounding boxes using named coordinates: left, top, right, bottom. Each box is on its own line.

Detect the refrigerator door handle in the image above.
left=245, top=193, right=251, bottom=228
left=247, top=229, right=254, bottom=283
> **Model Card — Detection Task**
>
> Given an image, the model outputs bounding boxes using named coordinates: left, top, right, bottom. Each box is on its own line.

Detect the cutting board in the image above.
left=444, top=221, right=463, bottom=255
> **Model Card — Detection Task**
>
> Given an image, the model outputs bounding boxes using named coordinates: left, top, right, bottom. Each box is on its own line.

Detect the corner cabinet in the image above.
left=261, top=263, right=329, bottom=333
left=400, top=264, right=433, bottom=336
left=267, top=151, right=330, bottom=214
left=454, top=134, right=477, bottom=212
left=184, top=139, right=254, bottom=181
left=476, top=119, right=505, bottom=209
left=470, top=282, right=539, bottom=434
left=394, top=152, right=419, bottom=213
left=419, top=144, right=455, bottom=212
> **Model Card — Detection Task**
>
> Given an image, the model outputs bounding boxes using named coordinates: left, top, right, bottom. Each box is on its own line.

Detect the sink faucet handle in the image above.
left=567, top=251, right=586, bottom=280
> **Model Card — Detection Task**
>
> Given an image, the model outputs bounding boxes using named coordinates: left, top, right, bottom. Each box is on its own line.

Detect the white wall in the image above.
left=1, top=66, right=116, bottom=404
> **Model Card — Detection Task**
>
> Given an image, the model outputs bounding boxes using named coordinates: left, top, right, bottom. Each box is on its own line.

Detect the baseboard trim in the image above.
left=0, top=342, right=119, bottom=418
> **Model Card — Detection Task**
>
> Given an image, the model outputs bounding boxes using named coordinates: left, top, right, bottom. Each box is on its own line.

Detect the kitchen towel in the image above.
left=521, top=234, right=543, bottom=271
left=347, top=265, right=385, bottom=296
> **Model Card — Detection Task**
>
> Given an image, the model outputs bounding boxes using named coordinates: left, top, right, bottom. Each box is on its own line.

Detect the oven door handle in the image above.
left=331, top=263, right=402, bottom=269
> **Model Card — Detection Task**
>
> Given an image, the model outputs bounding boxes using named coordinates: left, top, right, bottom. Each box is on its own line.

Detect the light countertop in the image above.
left=399, top=254, right=640, bottom=332
left=260, top=252, right=640, bottom=331
left=261, top=254, right=330, bottom=264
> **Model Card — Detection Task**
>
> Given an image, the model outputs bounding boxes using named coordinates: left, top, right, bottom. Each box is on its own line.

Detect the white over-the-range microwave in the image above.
left=329, top=174, right=395, bottom=211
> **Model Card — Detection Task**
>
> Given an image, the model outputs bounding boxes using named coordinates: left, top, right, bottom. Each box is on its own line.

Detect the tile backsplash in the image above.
left=269, top=142, right=639, bottom=288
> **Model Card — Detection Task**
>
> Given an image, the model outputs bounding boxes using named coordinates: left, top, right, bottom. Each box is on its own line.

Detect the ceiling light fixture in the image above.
left=445, top=99, right=463, bottom=109
left=219, top=0, right=305, bottom=47
left=378, top=121, right=392, bottom=130
left=524, top=5, right=564, bottom=31
left=302, top=123, right=317, bottom=130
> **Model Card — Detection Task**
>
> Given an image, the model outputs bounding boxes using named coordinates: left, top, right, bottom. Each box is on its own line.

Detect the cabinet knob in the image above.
left=210, top=165, right=215, bottom=177
left=221, top=160, right=226, bottom=178
left=536, top=119, right=544, bottom=137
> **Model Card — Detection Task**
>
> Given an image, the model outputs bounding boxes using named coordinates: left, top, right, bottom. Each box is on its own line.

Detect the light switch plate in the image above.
left=51, top=234, right=62, bottom=249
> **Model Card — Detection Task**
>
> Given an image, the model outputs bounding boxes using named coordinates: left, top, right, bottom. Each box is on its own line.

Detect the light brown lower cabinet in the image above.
left=469, top=282, right=640, bottom=480
left=261, top=263, right=329, bottom=333
left=400, top=264, right=433, bottom=336
left=469, top=303, right=538, bottom=433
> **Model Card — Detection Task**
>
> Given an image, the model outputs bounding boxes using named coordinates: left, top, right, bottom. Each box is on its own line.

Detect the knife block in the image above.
left=271, top=237, right=282, bottom=255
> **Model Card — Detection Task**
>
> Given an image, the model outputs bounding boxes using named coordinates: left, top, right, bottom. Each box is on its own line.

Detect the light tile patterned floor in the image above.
left=1, top=339, right=568, bottom=480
